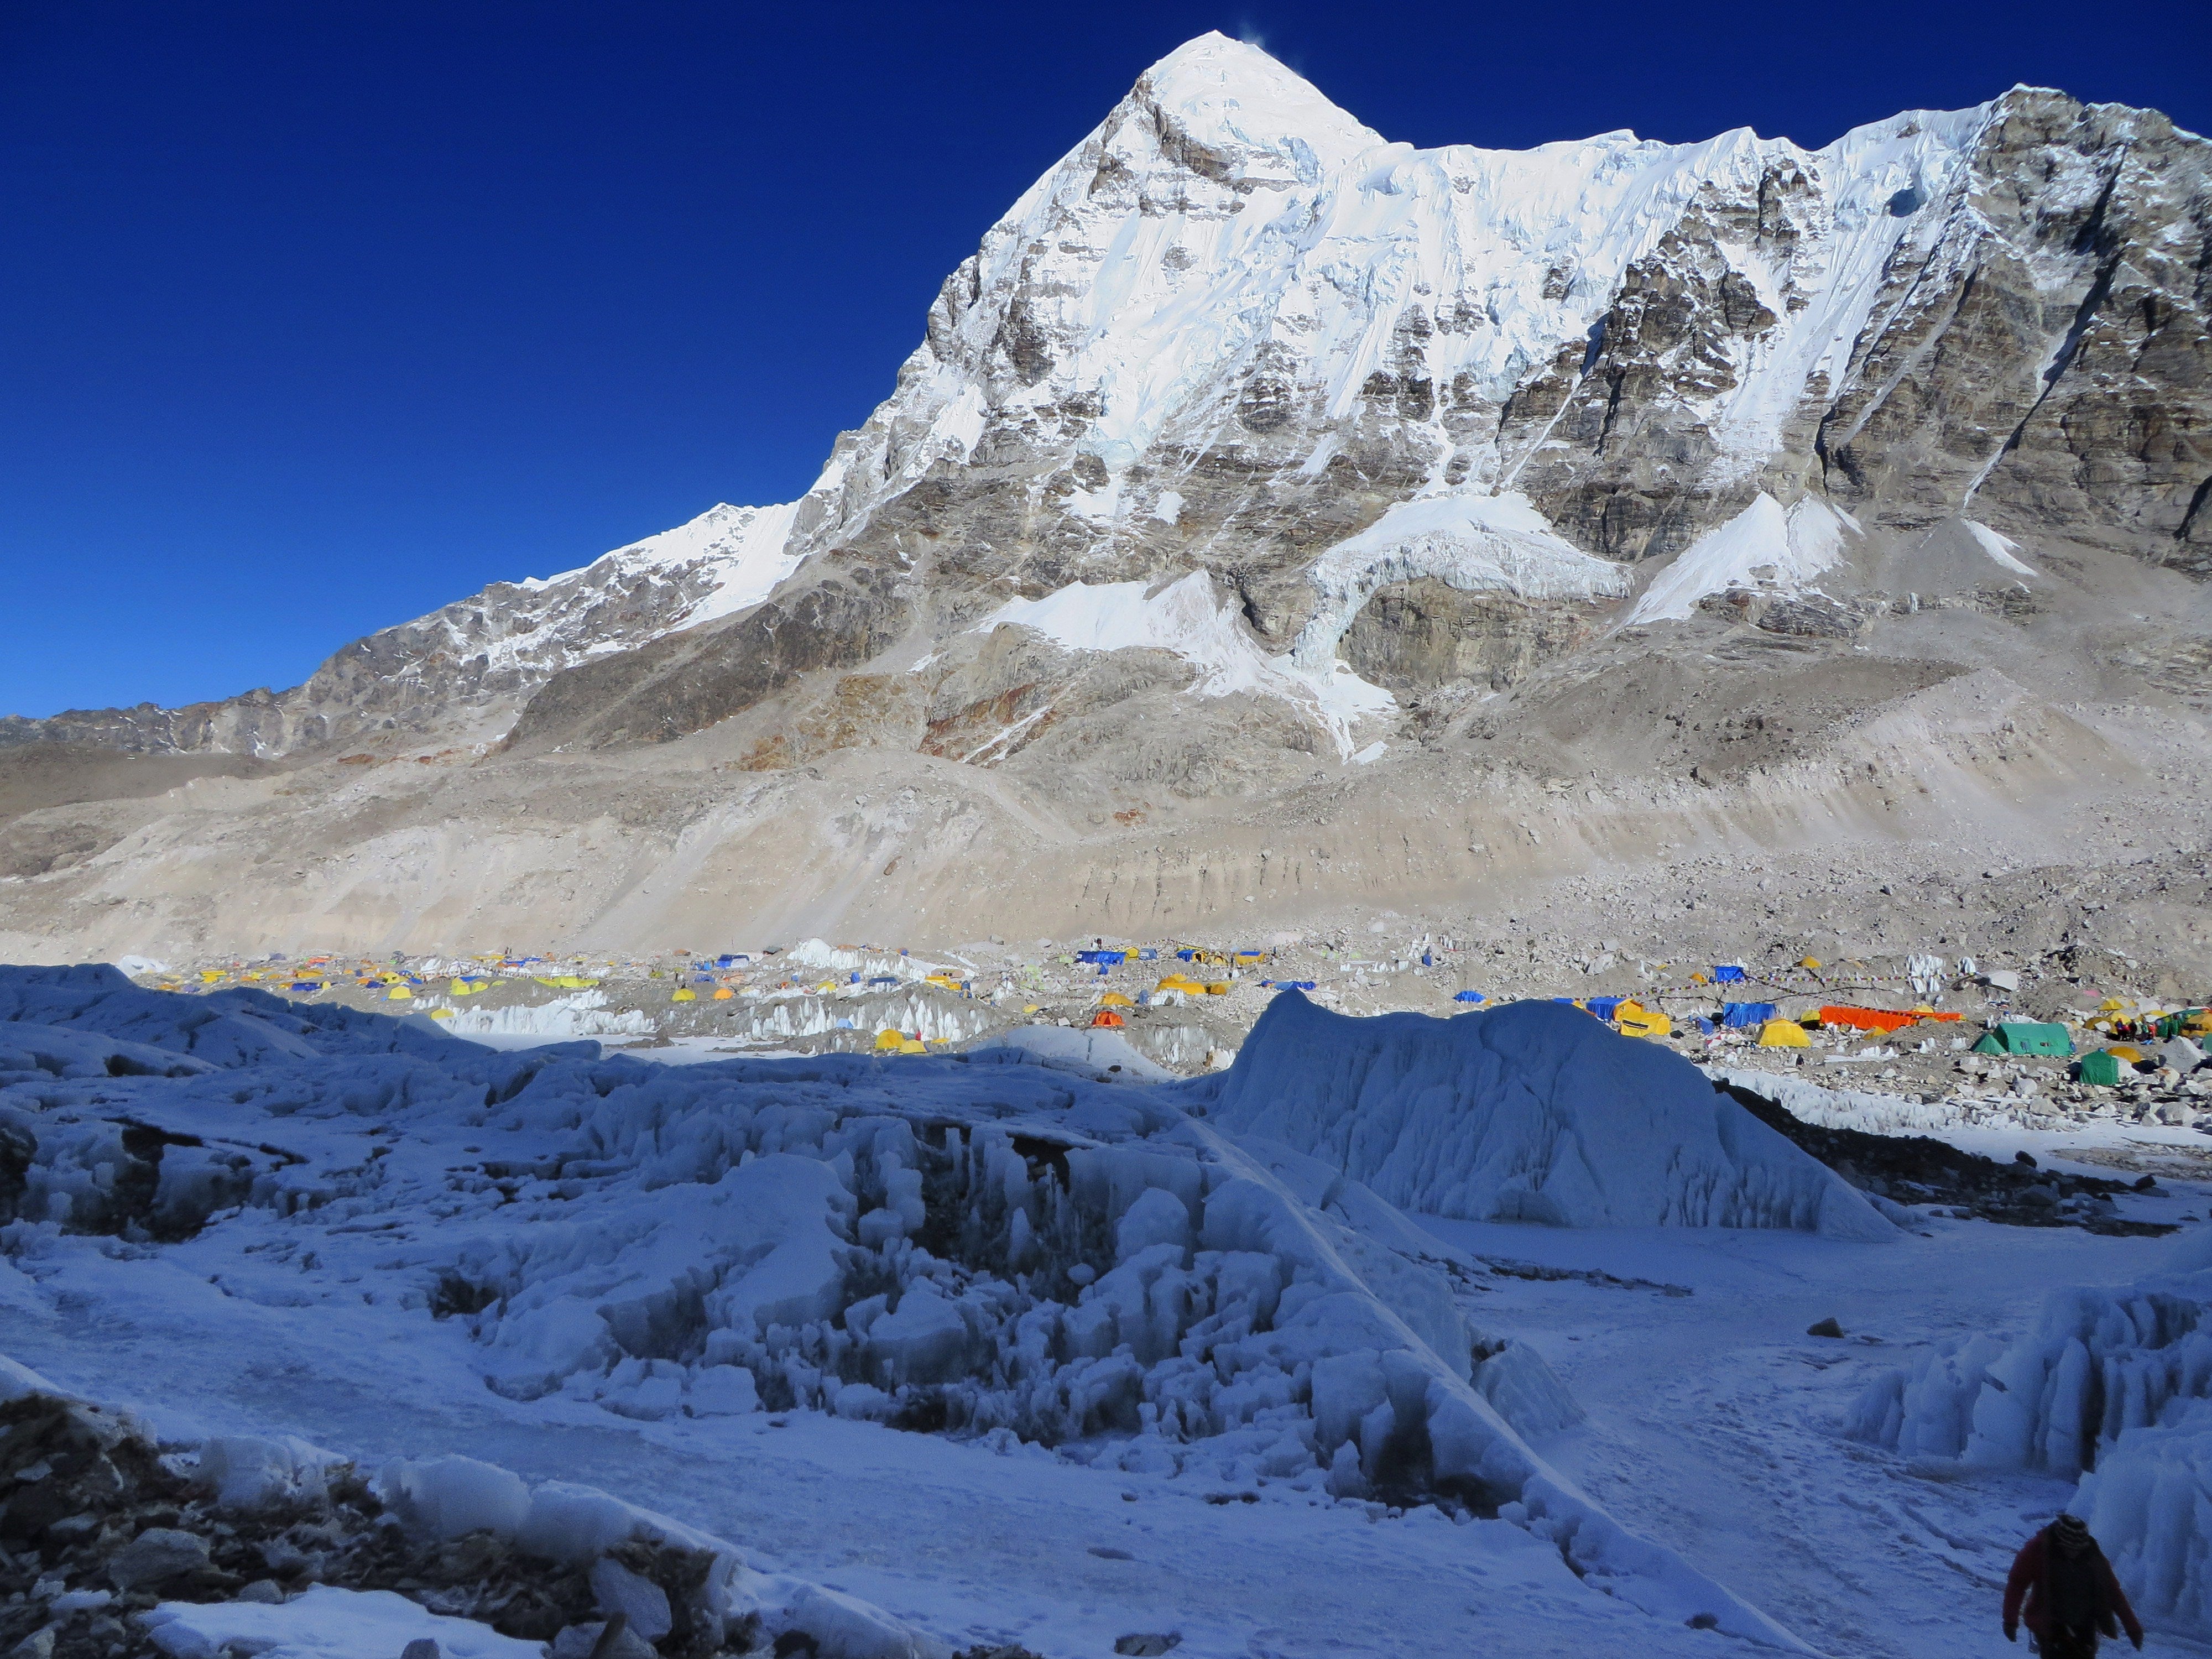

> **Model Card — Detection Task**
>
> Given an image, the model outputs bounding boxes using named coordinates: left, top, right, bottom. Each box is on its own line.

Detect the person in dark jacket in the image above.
left=2004, top=1513, right=2145, bottom=1655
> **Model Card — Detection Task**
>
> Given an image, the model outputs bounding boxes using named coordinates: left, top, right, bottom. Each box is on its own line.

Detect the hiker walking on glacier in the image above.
left=2003, top=1513, right=2143, bottom=1655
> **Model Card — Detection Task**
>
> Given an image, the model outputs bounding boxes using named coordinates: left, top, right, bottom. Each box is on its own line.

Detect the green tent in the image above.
left=1971, top=1021, right=2074, bottom=1057
left=2156, top=1009, right=2208, bottom=1041
left=2077, top=1049, right=2126, bottom=1087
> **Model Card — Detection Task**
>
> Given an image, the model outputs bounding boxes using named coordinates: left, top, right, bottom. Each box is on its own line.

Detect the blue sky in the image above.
left=3, top=0, right=2205, bottom=719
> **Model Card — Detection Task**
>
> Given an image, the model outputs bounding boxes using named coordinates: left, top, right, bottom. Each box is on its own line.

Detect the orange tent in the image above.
left=1090, top=1010, right=1126, bottom=1028
left=1819, top=1006, right=1918, bottom=1034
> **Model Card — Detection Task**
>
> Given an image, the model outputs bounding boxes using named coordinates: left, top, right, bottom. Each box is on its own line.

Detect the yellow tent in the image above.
left=1099, top=991, right=1135, bottom=1007
left=387, top=986, right=414, bottom=1001
left=1758, top=1019, right=1809, bottom=1048
left=712, top=987, right=735, bottom=1000
left=428, top=1008, right=455, bottom=1020
left=1203, top=982, right=1231, bottom=996
left=2106, top=1043, right=2145, bottom=1063
left=874, top=1029, right=907, bottom=1051
left=1616, top=1003, right=1672, bottom=1039
left=672, top=988, right=697, bottom=1003
left=899, top=1037, right=927, bottom=1054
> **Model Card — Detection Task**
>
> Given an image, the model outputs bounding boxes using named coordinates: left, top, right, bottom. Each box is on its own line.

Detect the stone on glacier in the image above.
left=1204, top=994, right=1894, bottom=1238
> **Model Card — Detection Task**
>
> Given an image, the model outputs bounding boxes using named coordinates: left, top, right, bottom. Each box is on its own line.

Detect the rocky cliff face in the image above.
left=3, top=36, right=2209, bottom=961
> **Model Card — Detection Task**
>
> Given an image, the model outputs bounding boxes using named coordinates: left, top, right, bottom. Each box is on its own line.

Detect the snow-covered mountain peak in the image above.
left=11, top=58, right=2203, bottom=778
left=1130, top=32, right=1385, bottom=176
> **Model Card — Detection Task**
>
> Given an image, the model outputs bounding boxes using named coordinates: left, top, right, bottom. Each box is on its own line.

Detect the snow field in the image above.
left=1292, top=490, right=1629, bottom=672
left=1624, top=494, right=1856, bottom=624
left=970, top=571, right=1395, bottom=759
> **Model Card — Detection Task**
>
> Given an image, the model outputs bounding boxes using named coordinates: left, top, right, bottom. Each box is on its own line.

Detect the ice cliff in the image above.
left=1201, top=993, right=1897, bottom=1238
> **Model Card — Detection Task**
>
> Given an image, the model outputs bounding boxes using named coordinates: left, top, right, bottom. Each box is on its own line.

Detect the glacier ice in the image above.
left=0, top=963, right=1811, bottom=1645
left=1201, top=992, right=1895, bottom=1237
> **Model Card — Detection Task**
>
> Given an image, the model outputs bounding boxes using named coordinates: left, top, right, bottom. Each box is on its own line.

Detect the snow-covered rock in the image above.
left=143, top=1585, right=547, bottom=1659
left=1203, top=993, right=1895, bottom=1237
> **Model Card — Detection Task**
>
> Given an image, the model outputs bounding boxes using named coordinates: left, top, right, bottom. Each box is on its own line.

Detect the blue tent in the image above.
left=1713, top=964, right=1747, bottom=983
left=1453, top=990, right=1485, bottom=1004
left=1588, top=996, right=1626, bottom=1021
left=1720, top=1001, right=1777, bottom=1029
left=1271, top=980, right=1318, bottom=992
left=1139, top=948, right=1158, bottom=961
left=1688, top=1015, right=1715, bottom=1034
left=867, top=975, right=900, bottom=988
left=1076, top=950, right=1127, bottom=966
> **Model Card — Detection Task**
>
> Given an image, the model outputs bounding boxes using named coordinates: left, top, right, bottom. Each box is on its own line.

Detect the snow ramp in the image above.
left=1201, top=993, right=1895, bottom=1238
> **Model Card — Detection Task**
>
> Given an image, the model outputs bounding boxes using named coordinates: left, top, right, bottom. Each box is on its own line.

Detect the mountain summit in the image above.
left=3, top=39, right=2208, bottom=956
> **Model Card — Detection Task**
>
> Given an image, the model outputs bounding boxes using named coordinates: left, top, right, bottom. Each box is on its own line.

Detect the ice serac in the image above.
left=1203, top=994, right=1897, bottom=1238
left=1849, top=1229, right=2212, bottom=1637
